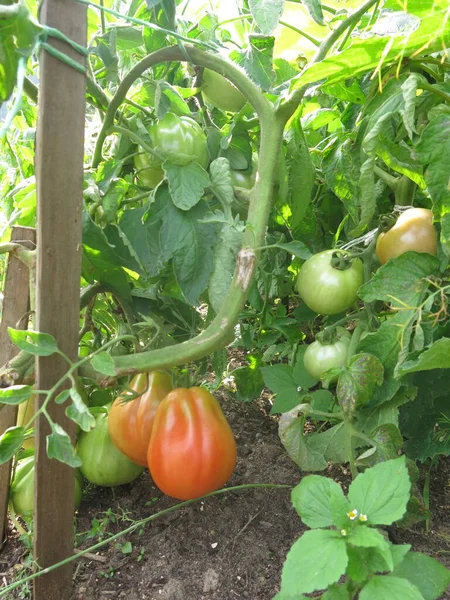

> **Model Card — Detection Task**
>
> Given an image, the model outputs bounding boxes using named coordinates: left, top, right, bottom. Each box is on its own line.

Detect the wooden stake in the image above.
left=0, top=227, right=36, bottom=545
left=34, top=1, right=86, bottom=598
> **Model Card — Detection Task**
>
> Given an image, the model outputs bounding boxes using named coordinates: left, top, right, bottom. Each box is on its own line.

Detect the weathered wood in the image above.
left=33, top=1, right=86, bottom=598
left=0, top=227, right=36, bottom=545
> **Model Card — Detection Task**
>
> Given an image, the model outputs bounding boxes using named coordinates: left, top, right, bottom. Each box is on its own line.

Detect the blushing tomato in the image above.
left=108, top=371, right=173, bottom=467
left=201, top=69, right=246, bottom=113
left=147, top=387, right=237, bottom=500
left=9, top=457, right=83, bottom=517
left=303, top=328, right=351, bottom=380
left=77, top=412, right=144, bottom=487
left=295, top=250, right=364, bottom=315
left=376, top=208, right=437, bottom=265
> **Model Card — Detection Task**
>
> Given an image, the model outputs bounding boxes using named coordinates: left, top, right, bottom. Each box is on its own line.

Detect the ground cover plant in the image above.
left=1, top=0, right=450, bottom=597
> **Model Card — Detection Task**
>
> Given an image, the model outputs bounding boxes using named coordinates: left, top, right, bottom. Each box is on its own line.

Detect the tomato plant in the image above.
left=133, top=153, right=164, bottom=189
left=77, top=412, right=144, bottom=487
left=201, top=69, right=246, bottom=113
left=295, top=250, right=364, bottom=315
left=9, top=457, right=83, bottom=517
left=108, top=371, right=173, bottom=466
left=376, top=208, right=438, bottom=265
left=147, top=387, right=237, bottom=500
left=303, top=327, right=351, bottom=380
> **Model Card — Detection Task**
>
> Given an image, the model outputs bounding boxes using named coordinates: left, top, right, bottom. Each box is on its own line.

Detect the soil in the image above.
left=1, top=392, right=449, bottom=600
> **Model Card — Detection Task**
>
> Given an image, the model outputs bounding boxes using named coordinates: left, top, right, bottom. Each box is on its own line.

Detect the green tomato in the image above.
left=9, top=457, right=83, bottom=517
left=77, top=412, right=144, bottom=487
left=201, top=69, right=246, bottom=113
left=303, top=328, right=351, bottom=380
left=133, top=152, right=164, bottom=189
left=149, top=112, right=209, bottom=169
left=295, top=250, right=364, bottom=315
left=230, top=155, right=258, bottom=190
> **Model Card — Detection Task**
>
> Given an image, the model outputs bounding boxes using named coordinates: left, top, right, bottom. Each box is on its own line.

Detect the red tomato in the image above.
left=147, top=387, right=237, bottom=500
left=108, top=371, right=173, bottom=467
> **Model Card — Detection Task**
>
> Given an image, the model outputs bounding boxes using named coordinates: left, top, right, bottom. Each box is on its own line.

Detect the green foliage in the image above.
left=278, top=458, right=450, bottom=599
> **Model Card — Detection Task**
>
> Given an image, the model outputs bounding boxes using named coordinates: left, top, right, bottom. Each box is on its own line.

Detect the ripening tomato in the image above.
left=376, top=208, right=437, bottom=265
left=147, top=387, right=237, bottom=500
left=295, top=250, right=364, bottom=315
left=108, top=371, right=173, bottom=467
left=201, top=69, right=246, bottom=113
left=77, top=412, right=144, bottom=487
left=9, top=457, right=83, bottom=517
left=303, top=328, right=351, bottom=380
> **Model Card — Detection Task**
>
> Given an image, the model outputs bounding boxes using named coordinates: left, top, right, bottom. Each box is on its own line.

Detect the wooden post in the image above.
left=0, top=227, right=36, bottom=545
left=33, top=1, right=86, bottom=598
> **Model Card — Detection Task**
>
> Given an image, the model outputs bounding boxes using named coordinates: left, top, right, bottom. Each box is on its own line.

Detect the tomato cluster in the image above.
left=105, top=373, right=237, bottom=500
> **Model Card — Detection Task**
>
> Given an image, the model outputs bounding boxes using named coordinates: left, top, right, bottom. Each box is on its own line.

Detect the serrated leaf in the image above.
left=0, top=385, right=33, bottom=405
left=274, top=240, right=312, bottom=260
left=249, top=0, right=284, bottom=35
left=348, top=457, right=410, bottom=526
left=392, top=551, right=450, bottom=600
left=0, top=426, right=25, bottom=464
left=163, top=161, right=210, bottom=211
left=8, top=328, right=58, bottom=356
left=291, top=475, right=347, bottom=528
left=208, top=157, right=235, bottom=209
left=209, top=222, right=243, bottom=313
left=348, top=527, right=393, bottom=571
left=47, top=423, right=82, bottom=468
left=397, top=338, right=450, bottom=375
left=337, top=353, right=383, bottom=416
left=91, top=352, right=116, bottom=376
left=261, top=364, right=302, bottom=414
left=359, top=575, right=424, bottom=600
left=280, top=530, right=348, bottom=595
left=230, top=35, right=275, bottom=91
left=301, top=0, right=324, bottom=25
left=66, top=387, right=95, bottom=432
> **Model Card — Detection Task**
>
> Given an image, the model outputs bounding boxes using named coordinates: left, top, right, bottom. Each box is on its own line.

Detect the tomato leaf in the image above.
left=230, top=35, right=276, bottom=92
left=0, top=426, right=25, bottom=464
left=209, top=221, right=243, bottom=314
left=47, top=423, right=82, bottom=468
left=8, top=328, right=58, bottom=356
left=66, top=386, right=95, bottom=432
left=249, top=0, right=284, bottom=36
left=91, top=351, right=116, bottom=376
left=348, top=456, right=410, bottom=526
left=208, top=157, right=235, bottom=209
left=337, top=353, right=384, bottom=416
left=163, top=161, right=210, bottom=211
left=0, top=385, right=33, bottom=405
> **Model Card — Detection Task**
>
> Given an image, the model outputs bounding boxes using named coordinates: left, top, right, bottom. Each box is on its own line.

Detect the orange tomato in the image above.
left=147, top=387, right=237, bottom=500
left=108, top=371, right=173, bottom=467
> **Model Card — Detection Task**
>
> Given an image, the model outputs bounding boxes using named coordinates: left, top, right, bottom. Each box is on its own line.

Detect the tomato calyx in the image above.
left=330, top=251, right=356, bottom=271
left=317, top=325, right=351, bottom=346
left=377, top=213, right=397, bottom=233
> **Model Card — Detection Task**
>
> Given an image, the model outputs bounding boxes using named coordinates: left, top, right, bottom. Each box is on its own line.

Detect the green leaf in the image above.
left=261, top=364, right=302, bottom=414
left=232, top=358, right=264, bottom=403
left=279, top=408, right=347, bottom=471
left=397, top=338, right=450, bottom=374
left=358, top=252, right=439, bottom=308
left=357, top=423, right=404, bottom=467
left=346, top=543, right=409, bottom=583
left=300, top=0, right=324, bottom=25
left=359, top=575, right=424, bottom=600
left=8, top=328, right=58, bottom=356
left=391, top=551, right=450, bottom=600
left=208, top=158, right=235, bottom=208
left=291, top=475, right=348, bottom=529
left=161, top=201, right=217, bottom=305
left=414, top=112, right=450, bottom=220
left=66, top=387, right=95, bottom=432
left=280, top=530, right=348, bottom=595
left=91, top=351, right=116, bottom=376
left=231, top=34, right=275, bottom=92
left=208, top=222, right=243, bottom=314
left=55, top=389, right=71, bottom=405
left=0, top=385, right=33, bottom=405
left=0, top=36, right=19, bottom=103
left=337, top=353, right=383, bottom=416
left=348, top=456, right=410, bottom=526
left=163, top=161, right=210, bottom=211
left=0, top=426, right=25, bottom=464
left=274, top=240, right=312, bottom=260
left=47, top=423, right=82, bottom=468
left=249, top=0, right=284, bottom=35
left=321, top=584, right=351, bottom=600
left=348, top=527, right=393, bottom=571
